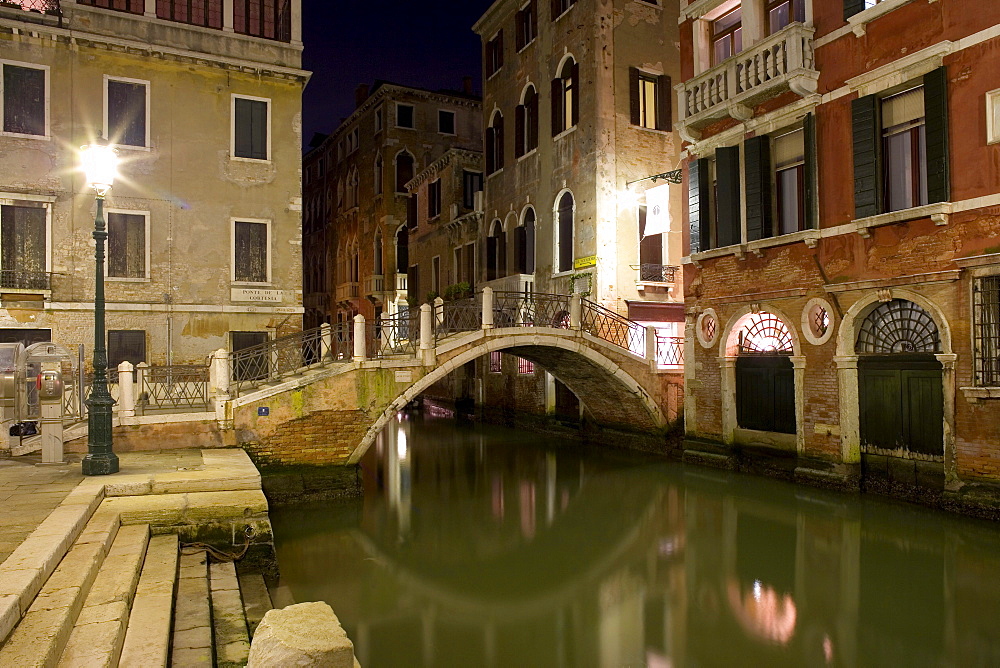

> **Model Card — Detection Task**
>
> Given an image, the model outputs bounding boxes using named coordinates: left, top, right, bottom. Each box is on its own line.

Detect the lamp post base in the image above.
left=82, top=452, right=119, bottom=476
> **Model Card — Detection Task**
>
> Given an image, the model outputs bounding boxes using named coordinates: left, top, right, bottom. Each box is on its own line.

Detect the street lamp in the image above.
left=80, top=137, right=120, bottom=475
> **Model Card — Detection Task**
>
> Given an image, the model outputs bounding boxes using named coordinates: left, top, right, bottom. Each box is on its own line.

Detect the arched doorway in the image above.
left=856, top=299, right=943, bottom=455
left=735, top=312, right=796, bottom=434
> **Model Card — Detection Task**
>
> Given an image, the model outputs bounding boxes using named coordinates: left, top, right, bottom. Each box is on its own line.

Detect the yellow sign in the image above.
left=574, top=255, right=597, bottom=269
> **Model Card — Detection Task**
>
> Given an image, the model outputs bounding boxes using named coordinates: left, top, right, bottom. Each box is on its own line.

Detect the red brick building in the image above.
left=678, top=0, right=1000, bottom=503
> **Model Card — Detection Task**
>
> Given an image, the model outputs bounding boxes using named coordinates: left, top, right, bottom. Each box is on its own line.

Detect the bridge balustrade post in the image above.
left=353, top=314, right=367, bottom=361
left=434, top=297, right=444, bottom=330
left=135, top=362, right=149, bottom=413
left=117, top=361, right=135, bottom=418
left=420, top=304, right=435, bottom=366
left=570, top=293, right=582, bottom=330
left=209, top=349, right=231, bottom=425
left=645, top=326, right=658, bottom=370
left=482, top=287, right=494, bottom=329
left=320, top=323, right=332, bottom=362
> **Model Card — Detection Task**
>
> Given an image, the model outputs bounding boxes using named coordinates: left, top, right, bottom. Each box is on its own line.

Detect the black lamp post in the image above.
left=80, top=138, right=120, bottom=475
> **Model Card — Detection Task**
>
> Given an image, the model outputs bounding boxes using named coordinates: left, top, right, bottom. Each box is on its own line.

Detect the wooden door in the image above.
left=736, top=355, right=795, bottom=434
left=859, top=355, right=943, bottom=455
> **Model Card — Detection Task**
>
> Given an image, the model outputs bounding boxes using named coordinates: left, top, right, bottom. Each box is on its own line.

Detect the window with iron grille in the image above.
left=974, top=275, right=1000, bottom=386
left=107, top=212, right=146, bottom=279
left=156, top=0, right=223, bottom=28
left=233, top=96, right=268, bottom=160
left=2, top=63, right=46, bottom=137
left=107, top=78, right=147, bottom=148
left=0, top=204, right=46, bottom=289
left=233, top=220, right=268, bottom=283
left=518, top=356, right=535, bottom=374
left=108, top=330, right=146, bottom=370
left=489, top=351, right=501, bottom=373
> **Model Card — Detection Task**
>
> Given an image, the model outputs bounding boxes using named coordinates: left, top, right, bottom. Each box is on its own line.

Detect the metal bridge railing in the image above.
left=372, top=310, right=419, bottom=359
left=436, top=295, right=482, bottom=341
left=656, top=333, right=684, bottom=368
left=136, top=365, right=210, bottom=414
left=229, top=324, right=352, bottom=396
left=493, top=291, right=571, bottom=329
left=581, top=298, right=645, bottom=354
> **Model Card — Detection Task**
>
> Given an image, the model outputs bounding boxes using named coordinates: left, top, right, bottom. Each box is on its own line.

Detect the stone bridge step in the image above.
left=119, top=534, right=179, bottom=667
left=171, top=549, right=212, bottom=667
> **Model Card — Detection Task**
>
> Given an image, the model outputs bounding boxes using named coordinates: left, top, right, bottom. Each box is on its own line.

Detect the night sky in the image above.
left=301, top=1, right=495, bottom=145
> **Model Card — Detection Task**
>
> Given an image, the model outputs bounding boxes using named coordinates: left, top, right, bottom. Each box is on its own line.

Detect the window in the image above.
left=396, top=103, right=414, bottom=129
left=463, top=171, right=483, bottom=209
left=0, top=204, right=47, bottom=288
left=556, top=192, right=574, bottom=273
left=486, top=31, right=504, bottom=77
left=374, top=106, right=383, bottom=133
left=438, top=110, right=456, bottom=135
left=107, top=211, right=147, bottom=279
left=396, top=227, right=408, bottom=273
left=79, top=0, right=144, bottom=14
left=108, top=330, right=146, bottom=370
left=629, top=69, right=671, bottom=131
left=516, top=1, right=537, bottom=50
left=486, top=111, right=504, bottom=174
left=231, top=331, right=269, bottom=382
left=515, top=207, right=536, bottom=274
left=711, top=7, right=743, bottom=66
left=432, top=256, right=441, bottom=295
left=407, top=192, right=419, bottom=229
left=2, top=62, right=46, bottom=137
left=518, top=356, right=535, bottom=374
left=106, top=78, right=148, bottom=148
left=487, top=220, right=506, bottom=281
left=490, top=350, right=502, bottom=373
left=767, top=0, right=804, bottom=33
left=844, top=0, right=884, bottom=18
left=852, top=69, right=948, bottom=219
left=374, top=153, right=384, bottom=195
left=346, top=128, right=359, bottom=154
left=233, top=220, right=269, bottom=283
left=428, top=179, right=442, bottom=219
left=395, top=151, right=414, bottom=193
left=455, top=242, right=477, bottom=287
left=515, top=85, right=539, bottom=157
left=773, top=129, right=806, bottom=235
left=551, top=59, right=579, bottom=136
left=881, top=87, right=927, bottom=213
left=551, top=0, right=575, bottom=19
left=974, top=275, right=1000, bottom=387
left=233, top=95, right=269, bottom=160
left=408, top=264, right=419, bottom=305
left=232, top=0, right=290, bottom=40
left=638, top=206, right=663, bottom=278
left=988, top=89, right=1000, bottom=145
left=346, top=168, right=359, bottom=209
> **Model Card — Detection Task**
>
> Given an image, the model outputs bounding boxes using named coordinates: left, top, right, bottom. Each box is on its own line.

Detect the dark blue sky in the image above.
left=301, top=0, right=495, bottom=143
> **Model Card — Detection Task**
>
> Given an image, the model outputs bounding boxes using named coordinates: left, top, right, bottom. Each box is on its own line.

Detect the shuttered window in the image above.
left=774, top=129, right=806, bottom=235
left=395, top=151, right=414, bottom=192
left=552, top=60, right=579, bottom=137
left=463, top=171, right=483, bottom=209
left=233, top=96, right=268, bottom=160
left=715, top=146, right=741, bottom=248
left=234, top=221, right=268, bottom=283
left=486, top=31, right=504, bottom=77
left=629, top=69, right=672, bottom=131
left=428, top=180, right=441, bottom=219
left=107, top=79, right=147, bottom=147
left=515, top=86, right=539, bottom=157
left=107, top=212, right=146, bottom=279
left=551, top=0, right=575, bottom=19
left=688, top=158, right=710, bottom=254
left=744, top=135, right=772, bottom=242
left=0, top=205, right=46, bottom=288
left=516, top=1, right=538, bottom=50
left=486, top=113, right=504, bottom=174
left=557, top=192, right=574, bottom=273
left=3, top=64, right=45, bottom=137
left=882, top=86, right=927, bottom=212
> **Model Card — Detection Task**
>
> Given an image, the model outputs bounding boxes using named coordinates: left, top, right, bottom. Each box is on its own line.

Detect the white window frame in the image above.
left=230, top=94, right=271, bottom=163
left=0, top=59, right=50, bottom=140
left=104, top=208, right=150, bottom=282
left=103, top=75, right=150, bottom=151
left=987, top=88, right=1000, bottom=145
left=230, top=217, right=272, bottom=285
left=0, top=193, right=53, bottom=277
left=438, top=109, right=456, bottom=135
left=396, top=102, right=415, bottom=130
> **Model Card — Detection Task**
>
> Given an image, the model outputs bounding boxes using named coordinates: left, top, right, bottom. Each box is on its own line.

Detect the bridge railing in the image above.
left=580, top=298, right=645, bottom=354
left=493, top=291, right=571, bottom=328
left=229, top=324, right=352, bottom=395
left=655, top=333, right=684, bottom=368
left=136, top=364, right=210, bottom=414
left=435, top=295, right=482, bottom=341
left=371, top=310, right=419, bottom=358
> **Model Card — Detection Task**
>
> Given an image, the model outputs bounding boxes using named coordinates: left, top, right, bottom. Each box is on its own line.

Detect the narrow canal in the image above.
left=271, top=415, right=1000, bottom=667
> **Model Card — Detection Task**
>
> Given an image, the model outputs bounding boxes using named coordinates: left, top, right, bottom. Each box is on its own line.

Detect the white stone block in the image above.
left=247, top=602, right=356, bottom=668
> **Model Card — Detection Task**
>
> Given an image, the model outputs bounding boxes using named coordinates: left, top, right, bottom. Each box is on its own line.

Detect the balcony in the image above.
left=335, top=282, right=359, bottom=303
left=634, top=264, right=678, bottom=292
left=482, top=274, right=535, bottom=295
left=0, top=270, right=52, bottom=292
left=0, top=0, right=59, bottom=14
left=364, top=274, right=385, bottom=297
left=394, top=273, right=408, bottom=296
left=677, top=23, right=818, bottom=138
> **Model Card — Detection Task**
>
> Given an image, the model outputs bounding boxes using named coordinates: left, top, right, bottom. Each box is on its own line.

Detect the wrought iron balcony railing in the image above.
left=636, top=264, right=678, bottom=283
left=0, top=270, right=52, bottom=291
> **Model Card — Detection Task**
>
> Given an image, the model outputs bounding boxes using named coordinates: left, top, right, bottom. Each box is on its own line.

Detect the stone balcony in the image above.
left=482, top=273, right=535, bottom=295
left=676, top=23, right=818, bottom=140
left=335, top=282, right=359, bottom=303
left=364, top=274, right=385, bottom=297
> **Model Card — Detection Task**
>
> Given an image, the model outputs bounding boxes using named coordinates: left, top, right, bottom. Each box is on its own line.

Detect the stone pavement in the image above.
left=0, top=454, right=84, bottom=563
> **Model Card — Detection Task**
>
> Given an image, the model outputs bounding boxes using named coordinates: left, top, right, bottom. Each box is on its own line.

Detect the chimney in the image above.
left=355, top=84, right=370, bottom=108
left=462, top=76, right=473, bottom=95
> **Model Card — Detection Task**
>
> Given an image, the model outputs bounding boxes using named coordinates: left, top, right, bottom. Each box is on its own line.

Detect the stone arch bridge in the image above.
left=221, top=290, right=684, bottom=467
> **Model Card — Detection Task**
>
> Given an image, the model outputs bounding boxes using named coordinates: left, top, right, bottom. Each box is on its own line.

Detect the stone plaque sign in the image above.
left=394, top=370, right=412, bottom=383
left=232, top=288, right=283, bottom=303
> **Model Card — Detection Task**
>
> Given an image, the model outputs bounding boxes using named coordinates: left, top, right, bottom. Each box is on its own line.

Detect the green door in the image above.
left=859, top=355, right=943, bottom=455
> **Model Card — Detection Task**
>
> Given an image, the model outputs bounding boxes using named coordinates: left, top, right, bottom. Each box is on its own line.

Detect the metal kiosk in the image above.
left=22, top=343, right=77, bottom=464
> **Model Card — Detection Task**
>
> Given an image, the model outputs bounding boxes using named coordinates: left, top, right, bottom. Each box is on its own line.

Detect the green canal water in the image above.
left=270, top=415, right=1000, bottom=667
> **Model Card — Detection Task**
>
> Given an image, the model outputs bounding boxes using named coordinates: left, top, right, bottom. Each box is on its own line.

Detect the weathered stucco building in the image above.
left=0, top=0, right=307, bottom=366
left=678, top=0, right=1000, bottom=503
left=302, top=82, right=481, bottom=331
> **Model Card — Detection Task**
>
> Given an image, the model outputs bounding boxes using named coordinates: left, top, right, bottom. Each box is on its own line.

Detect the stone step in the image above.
left=0, top=505, right=120, bottom=667
left=170, top=549, right=212, bottom=668
left=211, top=561, right=251, bottom=667
left=57, top=524, right=150, bottom=667
left=119, top=534, right=179, bottom=668
left=238, top=573, right=273, bottom=636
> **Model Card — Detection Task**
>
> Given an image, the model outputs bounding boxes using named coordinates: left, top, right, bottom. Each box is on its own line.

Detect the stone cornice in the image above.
left=406, top=148, right=484, bottom=191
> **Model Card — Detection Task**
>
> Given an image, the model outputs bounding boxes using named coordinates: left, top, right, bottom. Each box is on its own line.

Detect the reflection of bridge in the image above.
left=222, top=290, right=684, bottom=466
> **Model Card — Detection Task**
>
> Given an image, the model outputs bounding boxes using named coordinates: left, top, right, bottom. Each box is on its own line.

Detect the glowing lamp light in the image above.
left=618, top=188, right=639, bottom=209
left=80, top=140, right=119, bottom=197
left=396, top=428, right=408, bottom=460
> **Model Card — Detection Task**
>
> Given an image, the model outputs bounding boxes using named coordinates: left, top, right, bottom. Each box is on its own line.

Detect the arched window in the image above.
left=373, top=230, right=383, bottom=276
left=856, top=299, right=941, bottom=354
left=515, top=207, right=536, bottom=274
left=486, top=110, right=504, bottom=174
left=374, top=152, right=383, bottom=195
left=395, top=151, right=414, bottom=193
left=486, top=219, right=506, bottom=281
left=346, top=168, right=359, bottom=209
left=336, top=178, right=344, bottom=208
left=556, top=192, right=574, bottom=273
left=737, top=312, right=794, bottom=354
left=552, top=58, right=579, bottom=136
left=395, top=225, right=408, bottom=274
left=515, top=85, right=539, bottom=157
left=735, top=312, right=795, bottom=434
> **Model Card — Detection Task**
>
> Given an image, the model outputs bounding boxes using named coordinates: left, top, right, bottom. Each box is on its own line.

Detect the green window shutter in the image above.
left=852, top=94, right=879, bottom=218
left=923, top=66, right=950, bottom=204
left=515, top=104, right=526, bottom=158
left=688, top=158, right=710, bottom=253
left=570, top=62, right=580, bottom=127
left=656, top=74, right=672, bottom=131
left=844, top=0, right=865, bottom=20
left=804, top=112, right=818, bottom=229
left=551, top=77, right=563, bottom=136
left=629, top=67, right=641, bottom=126
left=716, top=146, right=742, bottom=248
left=234, top=98, right=252, bottom=158
left=744, top=135, right=772, bottom=242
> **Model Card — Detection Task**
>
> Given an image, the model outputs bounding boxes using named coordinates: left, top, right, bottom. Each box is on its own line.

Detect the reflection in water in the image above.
left=272, top=417, right=1000, bottom=668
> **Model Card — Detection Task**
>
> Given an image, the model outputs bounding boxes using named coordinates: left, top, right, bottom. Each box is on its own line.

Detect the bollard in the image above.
left=117, top=361, right=135, bottom=418
left=135, top=362, right=149, bottom=412
left=433, top=297, right=444, bottom=329
left=209, top=348, right=231, bottom=421
left=482, top=286, right=494, bottom=329
left=320, top=323, right=332, bottom=361
left=570, top=293, right=582, bottom=330
left=419, top=304, right=433, bottom=351
left=353, top=314, right=366, bottom=361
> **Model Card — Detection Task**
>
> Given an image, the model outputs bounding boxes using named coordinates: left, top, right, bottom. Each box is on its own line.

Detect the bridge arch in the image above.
left=348, top=330, right=669, bottom=464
